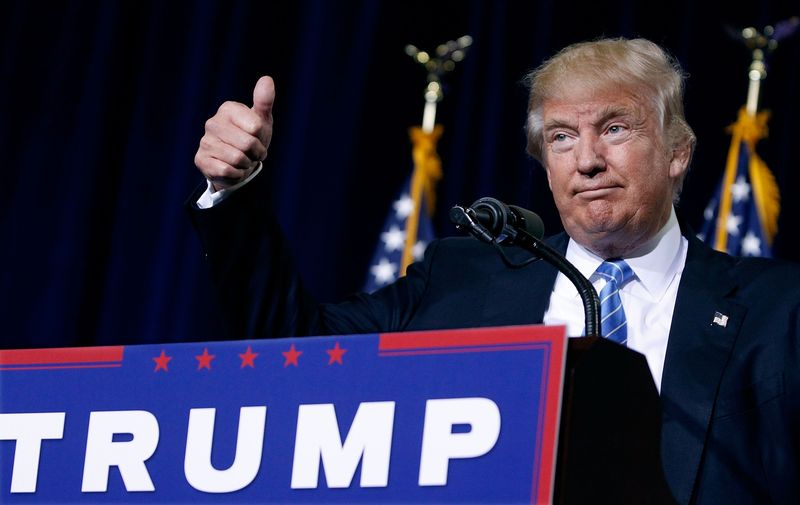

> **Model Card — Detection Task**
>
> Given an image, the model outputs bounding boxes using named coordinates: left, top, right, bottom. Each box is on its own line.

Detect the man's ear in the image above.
left=542, top=160, right=554, bottom=191
left=669, top=140, right=693, bottom=180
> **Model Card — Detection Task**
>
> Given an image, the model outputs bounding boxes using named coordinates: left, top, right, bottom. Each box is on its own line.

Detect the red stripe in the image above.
left=379, top=343, right=549, bottom=357
left=0, top=346, right=124, bottom=365
left=0, top=364, right=123, bottom=371
left=534, top=333, right=566, bottom=503
left=379, top=325, right=565, bottom=351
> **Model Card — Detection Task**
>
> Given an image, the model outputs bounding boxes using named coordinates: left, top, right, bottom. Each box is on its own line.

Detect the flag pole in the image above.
left=742, top=31, right=765, bottom=116
left=398, top=36, right=472, bottom=273
left=406, top=36, right=471, bottom=133
left=739, top=17, right=800, bottom=115
left=711, top=18, right=797, bottom=253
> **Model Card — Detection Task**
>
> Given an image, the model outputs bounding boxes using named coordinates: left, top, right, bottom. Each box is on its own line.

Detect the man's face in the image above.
left=540, top=85, right=690, bottom=258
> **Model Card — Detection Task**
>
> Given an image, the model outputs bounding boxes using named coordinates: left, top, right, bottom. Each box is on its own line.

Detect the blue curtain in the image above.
left=2, top=0, right=798, bottom=348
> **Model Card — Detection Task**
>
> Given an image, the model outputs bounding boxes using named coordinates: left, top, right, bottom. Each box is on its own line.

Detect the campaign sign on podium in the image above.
left=0, top=325, right=566, bottom=504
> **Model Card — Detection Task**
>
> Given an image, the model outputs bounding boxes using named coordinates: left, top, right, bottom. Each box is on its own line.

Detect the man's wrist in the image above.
left=196, top=162, right=263, bottom=209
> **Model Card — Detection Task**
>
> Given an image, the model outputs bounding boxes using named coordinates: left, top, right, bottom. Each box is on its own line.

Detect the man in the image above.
left=190, top=38, right=800, bottom=504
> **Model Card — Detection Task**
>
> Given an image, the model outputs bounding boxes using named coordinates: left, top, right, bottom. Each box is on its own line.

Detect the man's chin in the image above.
left=565, top=222, right=640, bottom=257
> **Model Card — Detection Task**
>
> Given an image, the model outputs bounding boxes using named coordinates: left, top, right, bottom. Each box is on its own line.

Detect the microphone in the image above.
left=449, top=197, right=544, bottom=244
left=450, top=196, right=602, bottom=337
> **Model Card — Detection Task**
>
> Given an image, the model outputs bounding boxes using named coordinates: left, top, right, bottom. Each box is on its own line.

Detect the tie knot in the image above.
left=595, top=259, right=634, bottom=286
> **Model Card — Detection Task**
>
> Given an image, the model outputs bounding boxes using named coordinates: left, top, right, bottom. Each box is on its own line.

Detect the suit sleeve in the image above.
left=185, top=171, right=433, bottom=339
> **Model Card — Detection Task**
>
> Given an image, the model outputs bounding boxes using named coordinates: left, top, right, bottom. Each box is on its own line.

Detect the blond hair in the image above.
left=525, top=38, right=696, bottom=192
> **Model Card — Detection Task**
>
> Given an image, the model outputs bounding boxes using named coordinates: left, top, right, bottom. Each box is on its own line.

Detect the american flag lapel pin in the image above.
left=713, top=311, right=729, bottom=328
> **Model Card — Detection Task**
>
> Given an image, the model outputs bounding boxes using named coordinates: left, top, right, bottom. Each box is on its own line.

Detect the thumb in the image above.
left=251, top=75, right=275, bottom=120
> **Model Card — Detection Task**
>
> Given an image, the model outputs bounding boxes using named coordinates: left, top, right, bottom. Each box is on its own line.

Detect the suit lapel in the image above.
left=659, top=234, right=746, bottom=504
left=479, top=233, right=568, bottom=325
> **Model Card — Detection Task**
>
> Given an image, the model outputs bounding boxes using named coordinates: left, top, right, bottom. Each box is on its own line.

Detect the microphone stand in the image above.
left=509, top=228, right=601, bottom=337
left=449, top=202, right=601, bottom=336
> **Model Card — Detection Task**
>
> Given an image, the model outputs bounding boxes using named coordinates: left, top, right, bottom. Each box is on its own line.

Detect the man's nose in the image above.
left=575, top=135, right=606, bottom=174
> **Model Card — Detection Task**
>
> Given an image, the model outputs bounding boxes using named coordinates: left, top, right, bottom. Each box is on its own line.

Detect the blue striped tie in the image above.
left=594, top=259, right=634, bottom=344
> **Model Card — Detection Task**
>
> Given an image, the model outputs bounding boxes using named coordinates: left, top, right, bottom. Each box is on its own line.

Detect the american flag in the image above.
left=363, top=126, right=442, bottom=293
left=698, top=108, right=780, bottom=257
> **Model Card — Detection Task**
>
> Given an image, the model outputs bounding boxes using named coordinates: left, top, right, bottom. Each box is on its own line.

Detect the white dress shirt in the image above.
left=196, top=162, right=263, bottom=209
left=543, top=208, right=688, bottom=392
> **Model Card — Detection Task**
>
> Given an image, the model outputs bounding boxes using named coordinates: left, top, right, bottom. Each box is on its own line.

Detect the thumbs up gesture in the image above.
left=194, top=76, right=275, bottom=191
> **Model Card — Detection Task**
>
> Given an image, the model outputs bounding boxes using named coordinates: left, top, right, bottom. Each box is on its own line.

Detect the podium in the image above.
left=556, top=336, right=676, bottom=504
left=0, top=325, right=675, bottom=503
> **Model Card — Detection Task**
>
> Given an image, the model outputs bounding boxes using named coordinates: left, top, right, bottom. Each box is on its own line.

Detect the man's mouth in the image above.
left=575, top=185, right=621, bottom=198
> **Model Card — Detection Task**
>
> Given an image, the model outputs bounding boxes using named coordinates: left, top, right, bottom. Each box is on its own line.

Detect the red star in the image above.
left=282, top=344, right=302, bottom=367
left=239, top=346, right=259, bottom=368
left=195, top=348, right=215, bottom=370
left=153, top=350, right=172, bottom=372
left=326, top=342, right=347, bottom=365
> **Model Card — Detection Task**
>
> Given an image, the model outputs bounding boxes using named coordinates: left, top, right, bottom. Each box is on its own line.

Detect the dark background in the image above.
left=1, top=1, right=798, bottom=349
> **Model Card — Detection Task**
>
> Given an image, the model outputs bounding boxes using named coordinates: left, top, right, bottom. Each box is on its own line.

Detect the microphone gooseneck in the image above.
left=450, top=197, right=601, bottom=337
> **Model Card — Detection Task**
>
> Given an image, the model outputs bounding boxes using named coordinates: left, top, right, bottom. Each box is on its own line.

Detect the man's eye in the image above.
left=607, top=124, right=626, bottom=135
left=554, top=133, right=568, bottom=142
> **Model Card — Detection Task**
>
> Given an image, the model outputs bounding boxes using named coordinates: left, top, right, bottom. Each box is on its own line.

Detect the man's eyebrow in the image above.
left=593, top=105, right=636, bottom=125
left=542, top=118, right=574, bottom=132
left=543, top=105, right=638, bottom=132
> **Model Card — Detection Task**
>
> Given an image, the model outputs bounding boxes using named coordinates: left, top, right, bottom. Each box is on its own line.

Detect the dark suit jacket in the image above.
left=189, top=176, right=800, bottom=504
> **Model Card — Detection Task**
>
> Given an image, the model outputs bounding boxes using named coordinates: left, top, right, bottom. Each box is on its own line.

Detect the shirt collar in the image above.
left=565, top=207, right=683, bottom=300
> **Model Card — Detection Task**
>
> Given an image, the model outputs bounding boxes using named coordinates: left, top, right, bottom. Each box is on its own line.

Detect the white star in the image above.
left=731, top=176, right=751, bottom=203
left=412, top=240, right=428, bottom=261
left=370, top=258, right=397, bottom=285
left=393, top=194, right=414, bottom=220
left=740, top=232, right=762, bottom=256
left=703, top=202, right=715, bottom=221
left=381, top=226, right=406, bottom=252
left=726, top=214, right=742, bottom=236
